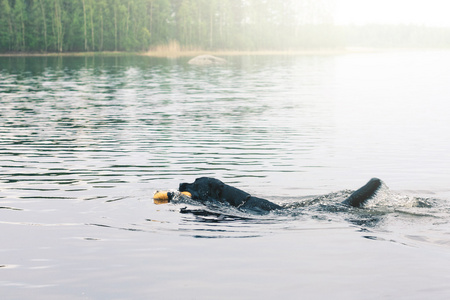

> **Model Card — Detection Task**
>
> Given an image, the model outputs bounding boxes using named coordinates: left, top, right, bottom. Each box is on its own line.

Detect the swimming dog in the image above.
left=174, top=177, right=382, bottom=213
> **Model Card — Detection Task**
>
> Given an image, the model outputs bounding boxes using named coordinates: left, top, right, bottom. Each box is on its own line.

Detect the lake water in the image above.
left=1, top=51, right=450, bottom=299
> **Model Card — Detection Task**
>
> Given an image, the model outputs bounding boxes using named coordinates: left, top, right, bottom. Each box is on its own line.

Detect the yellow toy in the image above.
left=153, top=191, right=191, bottom=204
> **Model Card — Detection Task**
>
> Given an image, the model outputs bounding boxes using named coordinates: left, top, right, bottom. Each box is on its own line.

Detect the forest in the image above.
left=1, top=0, right=450, bottom=53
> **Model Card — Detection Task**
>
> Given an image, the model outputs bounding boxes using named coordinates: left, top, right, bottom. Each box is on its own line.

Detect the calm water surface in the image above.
left=1, top=52, right=450, bottom=299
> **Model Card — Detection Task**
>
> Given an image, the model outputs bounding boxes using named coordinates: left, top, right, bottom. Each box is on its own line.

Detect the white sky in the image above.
left=334, top=0, right=450, bottom=26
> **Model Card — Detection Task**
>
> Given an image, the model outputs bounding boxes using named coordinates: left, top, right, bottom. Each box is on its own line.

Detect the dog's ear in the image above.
left=208, top=181, right=224, bottom=201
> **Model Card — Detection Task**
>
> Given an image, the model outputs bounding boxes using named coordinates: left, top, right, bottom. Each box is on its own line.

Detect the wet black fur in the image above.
left=179, top=177, right=382, bottom=213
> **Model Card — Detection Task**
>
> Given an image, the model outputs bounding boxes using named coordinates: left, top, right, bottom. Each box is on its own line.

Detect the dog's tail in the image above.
left=342, top=178, right=383, bottom=208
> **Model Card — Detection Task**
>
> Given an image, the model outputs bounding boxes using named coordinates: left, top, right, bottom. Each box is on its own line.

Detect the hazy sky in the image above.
left=335, top=0, right=450, bottom=26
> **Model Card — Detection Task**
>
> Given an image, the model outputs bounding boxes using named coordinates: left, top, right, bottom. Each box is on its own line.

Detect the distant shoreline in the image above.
left=0, top=48, right=446, bottom=58
left=0, top=48, right=382, bottom=58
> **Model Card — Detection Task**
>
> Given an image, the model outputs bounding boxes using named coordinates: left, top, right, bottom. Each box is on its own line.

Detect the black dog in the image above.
left=179, top=177, right=382, bottom=213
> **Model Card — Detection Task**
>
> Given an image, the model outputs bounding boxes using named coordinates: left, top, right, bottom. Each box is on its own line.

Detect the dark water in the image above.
left=1, top=52, right=450, bottom=299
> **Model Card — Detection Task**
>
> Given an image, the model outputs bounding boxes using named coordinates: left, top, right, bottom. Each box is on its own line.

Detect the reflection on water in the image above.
left=1, top=53, right=450, bottom=299
left=1, top=55, right=338, bottom=196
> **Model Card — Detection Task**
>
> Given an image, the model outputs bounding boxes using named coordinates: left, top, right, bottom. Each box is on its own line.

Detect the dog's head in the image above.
left=179, top=177, right=224, bottom=201
left=179, top=177, right=250, bottom=206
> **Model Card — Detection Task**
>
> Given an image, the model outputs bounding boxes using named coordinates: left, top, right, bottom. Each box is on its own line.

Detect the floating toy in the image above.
left=153, top=191, right=191, bottom=204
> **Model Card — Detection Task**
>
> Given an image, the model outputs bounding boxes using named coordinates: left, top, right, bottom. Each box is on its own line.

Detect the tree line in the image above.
left=1, top=0, right=450, bottom=53
left=0, top=0, right=336, bottom=53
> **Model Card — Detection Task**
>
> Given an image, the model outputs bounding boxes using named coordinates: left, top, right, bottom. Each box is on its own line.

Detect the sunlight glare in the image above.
left=335, top=0, right=450, bottom=27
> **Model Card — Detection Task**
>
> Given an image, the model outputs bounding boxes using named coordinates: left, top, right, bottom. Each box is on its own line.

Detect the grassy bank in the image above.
left=142, top=48, right=357, bottom=57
